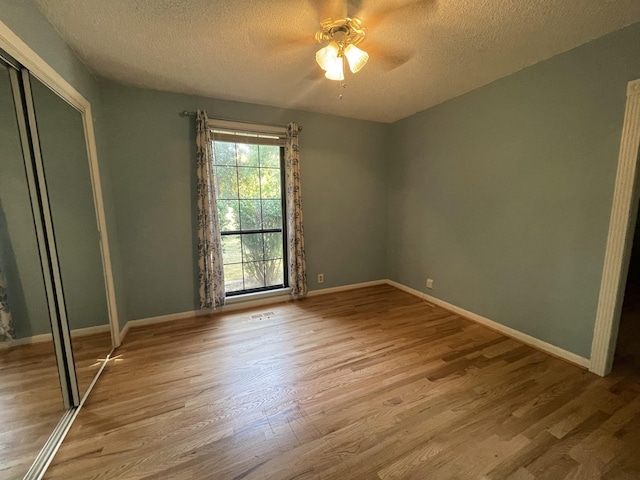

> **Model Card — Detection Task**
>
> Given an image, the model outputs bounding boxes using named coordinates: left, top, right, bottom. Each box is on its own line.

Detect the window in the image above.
left=212, top=127, right=287, bottom=296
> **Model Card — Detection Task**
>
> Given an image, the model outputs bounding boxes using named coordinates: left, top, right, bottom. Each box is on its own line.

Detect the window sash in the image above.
left=221, top=228, right=282, bottom=235
left=213, top=137, right=287, bottom=296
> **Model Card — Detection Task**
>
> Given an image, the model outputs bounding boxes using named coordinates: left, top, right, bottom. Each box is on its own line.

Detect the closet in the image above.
left=0, top=50, right=116, bottom=480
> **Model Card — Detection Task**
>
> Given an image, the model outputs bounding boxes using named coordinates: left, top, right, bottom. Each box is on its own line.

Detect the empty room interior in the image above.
left=2, top=1, right=640, bottom=479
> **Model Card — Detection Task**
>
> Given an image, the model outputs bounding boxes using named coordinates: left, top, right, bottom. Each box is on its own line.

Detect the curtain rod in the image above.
left=179, top=111, right=302, bottom=132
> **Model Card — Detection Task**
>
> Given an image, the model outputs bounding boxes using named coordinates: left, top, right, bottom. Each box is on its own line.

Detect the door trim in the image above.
left=590, top=78, right=640, bottom=376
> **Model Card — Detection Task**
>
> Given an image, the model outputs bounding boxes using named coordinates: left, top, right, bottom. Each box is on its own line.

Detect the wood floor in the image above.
left=45, top=285, right=640, bottom=480
left=0, top=331, right=112, bottom=480
left=72, top=331, right=113, bottom=396
left=0, top=341, right=63, bottom=480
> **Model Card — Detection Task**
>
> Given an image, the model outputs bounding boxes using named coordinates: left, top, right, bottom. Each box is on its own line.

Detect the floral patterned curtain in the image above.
left=285, top=123, right=307, bottom=297
left=196, top=109, right=225, bottom=309
left=0, top=266, right=13, bottom=340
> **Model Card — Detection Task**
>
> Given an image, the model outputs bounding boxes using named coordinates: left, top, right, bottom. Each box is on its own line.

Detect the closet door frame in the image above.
left=0, top=20, right=121, bottom=348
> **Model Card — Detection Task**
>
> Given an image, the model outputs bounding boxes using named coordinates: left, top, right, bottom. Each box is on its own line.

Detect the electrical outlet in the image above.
left=426, top=278, right=434, bottom=289
left=318, top=273, right=324, bottom=284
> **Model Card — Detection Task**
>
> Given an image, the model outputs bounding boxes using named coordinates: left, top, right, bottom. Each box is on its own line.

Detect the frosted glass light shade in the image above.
left=315, top=42, right=340, bottom=71
left=324, top=55, right=344, bottom=81
left=344, top=44, right=369, bottom=73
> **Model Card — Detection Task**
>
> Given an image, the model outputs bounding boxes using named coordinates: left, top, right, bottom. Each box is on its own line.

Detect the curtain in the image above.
left=285, top=122, right=307, bottom=297
left=196, top=109, right=225, bottom=309
left=0, top=266, right=13, bottom=340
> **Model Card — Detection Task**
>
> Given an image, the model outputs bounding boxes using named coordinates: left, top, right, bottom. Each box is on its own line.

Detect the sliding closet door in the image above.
left=0, top=62, right=65, bottom=480
left=27, top=74, right=112, bottom=397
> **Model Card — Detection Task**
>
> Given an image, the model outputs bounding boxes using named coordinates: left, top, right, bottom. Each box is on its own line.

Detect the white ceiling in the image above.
left=33, top=0, right=640, bottom=123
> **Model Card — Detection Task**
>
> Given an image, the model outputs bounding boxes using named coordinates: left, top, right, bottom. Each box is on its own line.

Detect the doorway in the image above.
left=615, top=209, right=640, bottom=369
left=590, top=78, right=640, bottom=376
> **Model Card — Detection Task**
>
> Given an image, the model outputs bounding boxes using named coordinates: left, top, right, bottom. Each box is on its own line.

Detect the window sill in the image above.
left=225, top=287, right=292, bottom=305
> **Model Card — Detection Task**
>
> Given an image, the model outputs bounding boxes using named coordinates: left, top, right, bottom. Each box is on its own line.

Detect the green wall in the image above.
left=99, top=82, right=389, bottom=321
left=387, top=22, right=640, bottom=358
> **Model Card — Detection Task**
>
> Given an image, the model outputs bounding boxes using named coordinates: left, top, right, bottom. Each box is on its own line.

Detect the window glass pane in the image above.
left=264, top=232, right=283, bottom=260
left=214, top=166, right=238, bottom=199
left=213, top=141, right=236, bottom=166
left=261, top=168, right=281, bottom=199
left=239, top=199, right=261, bottom=231
left=241, top=233, right=264, bottom=263
left=215, top=134, right=286, bottom=296
left=260, top=145, right=280, bottom=168
left=244, top=261, right=266, bottom=289
left=265, top=259, right=284, bottom=286
left=224, top=263, right=244, bottom=292
left=236, top=143, right=259, bottom=167
left=222, top=235, right=242, bottom=264
left=238, top=167, right=260, bottom=198
left=262, top=200, right=282, bottom=229
left=217, top=199, right=239, bottom=232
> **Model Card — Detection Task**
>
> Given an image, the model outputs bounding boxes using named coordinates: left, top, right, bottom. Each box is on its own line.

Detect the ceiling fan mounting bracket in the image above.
left=315, top=17, right=366, bottom=47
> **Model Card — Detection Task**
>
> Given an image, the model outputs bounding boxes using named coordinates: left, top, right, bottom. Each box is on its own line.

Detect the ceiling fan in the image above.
left=315, top=17, right=368, bottom=81
left=309, top=0, right=436, bottom=81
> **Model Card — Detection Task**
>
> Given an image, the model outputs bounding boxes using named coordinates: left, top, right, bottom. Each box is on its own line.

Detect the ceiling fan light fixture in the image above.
left=315, top=17, right=368, bottom=82
left=315, top=41, right=340, bottom=71
left=324, top=55, right=345, bottom=81
left=344, top=44, right=369, bottom=73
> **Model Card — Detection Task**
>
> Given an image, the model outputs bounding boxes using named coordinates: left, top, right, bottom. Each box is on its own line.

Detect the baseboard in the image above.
left=119, top=280, right=388, bottom=342
left=70, top=324, right=111, bottom=338
left=386, top=280, right=591, bottom=369
left=0, top=332, right=51, bottom=348
left=120, top=293, right=295, bottom=341
left=0, top=324, right=111, bottom=349
left=120, top=309, right=208, bottom=342
left=306, top=280, right=388, bottom=297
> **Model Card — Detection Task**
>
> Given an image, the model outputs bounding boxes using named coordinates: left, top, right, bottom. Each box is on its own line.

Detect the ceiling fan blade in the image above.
left=359, top=0, right=438, bottom=29
left=260, top=33, right=316, bottom=53
left=307, top=0, right=346, bottom=20
left=365, top=42, right=413, bottom=71
left=305, top=66, right=326, bottom=82
left=346, top=0, right=365, bottom=18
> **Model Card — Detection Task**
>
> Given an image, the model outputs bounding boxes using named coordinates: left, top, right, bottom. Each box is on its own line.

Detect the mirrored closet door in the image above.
left=28, top=73, right=113, bottom=397
left=0, top=58, right=67, bottom=480
left=0, top=52, right=115, bottom=480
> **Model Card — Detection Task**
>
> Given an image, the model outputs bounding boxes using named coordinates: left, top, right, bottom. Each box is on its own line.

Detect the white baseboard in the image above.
left=0, top=332, right=52, bottom=348
left=386, top=280, right=591, bottom=369
left=119, top=280, right=388, bottom=341
left=0, top=324, right=111, bottom=349
left=120, top=292, right=294, bottom=341
left=306, top=280, right=388, bottom=297
left=120, top=309, right=207, bottom=341
left=70, top=324, right=111, bottom=338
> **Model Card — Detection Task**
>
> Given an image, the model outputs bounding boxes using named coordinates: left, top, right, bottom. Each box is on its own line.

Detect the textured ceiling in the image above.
left=33, top=0, right=640, bottom=123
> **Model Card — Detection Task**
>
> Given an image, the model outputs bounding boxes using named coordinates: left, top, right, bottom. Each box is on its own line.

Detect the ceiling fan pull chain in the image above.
left=339, top=79, right=347, bottom=99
